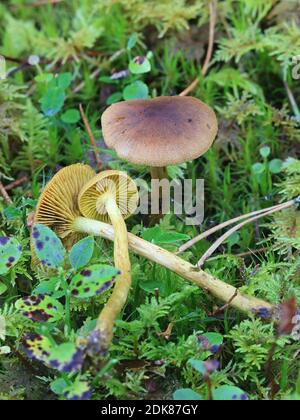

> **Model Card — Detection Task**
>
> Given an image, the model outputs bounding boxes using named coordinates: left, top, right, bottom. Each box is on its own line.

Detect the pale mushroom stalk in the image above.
left=73, top=216, right=273, bottom=315
left=150, top=167, right=168, bottom=181
left=94, top=193, right=131, bottom=343
left=78, top=170, right=139, bottom=347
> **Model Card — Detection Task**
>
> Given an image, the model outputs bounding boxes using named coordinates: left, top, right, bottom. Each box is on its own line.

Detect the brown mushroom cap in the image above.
left=34, top=164, right=96, bottom=249
left=101, top=96, right=218, bottom=167
left=78, top=170, right=139, bottom=224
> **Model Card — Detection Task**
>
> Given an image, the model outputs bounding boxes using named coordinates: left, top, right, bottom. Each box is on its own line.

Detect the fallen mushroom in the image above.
left=73, top=216, right=273, bottom=316
left=32, top=163, right=96, bottom=264
left=101, top=96, right=218, bottom=180
left=78, top=170, right=139, bottom=346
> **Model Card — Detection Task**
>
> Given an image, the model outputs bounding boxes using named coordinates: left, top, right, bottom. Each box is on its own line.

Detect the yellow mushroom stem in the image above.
left=96, top=193, right=131, bottom=345
left=73, top=216, right=273, bottom=316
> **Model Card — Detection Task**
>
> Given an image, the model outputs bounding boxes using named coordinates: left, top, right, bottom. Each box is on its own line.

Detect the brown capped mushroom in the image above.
left=101, top=96, right=218, bottom=179
left=78, top=170, right=139, bottom=347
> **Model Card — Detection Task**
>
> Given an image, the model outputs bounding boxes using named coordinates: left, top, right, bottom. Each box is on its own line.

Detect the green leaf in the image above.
left=57, top=72, right=72, bottom=89
left=201, top=332, right=223, bottom=350
left=61, top=109, right=80, bottom=124
left=0, top=237, right=22, bottom=275
left=106, top=92, right=123, bottom=105
left=3, top=206, right=22, bottom=220
left=63, top=378, right=92, bottom=400
left=252, top=162, right=265, bottom=175
left=33, top=277, right=65, bottom=299
left=173, top=388, right=202, bottom=400
left=212, top=385, right=248, bottom=401
left=69, top=236, right=94, bottom=270
left=127, top=34, right=138, bottom=50
left=50, top=378, right=68, bottom=396
left=260, top=146, right=271, bottom=159
left=0, top=282, right=7, bottom=295
left=225, top=232, right=240, bottom=247
left=69, top=264, right=119, bottom=299
left=16, top=294, right=64, bottom=323
left=40, top=87, right=65, bottom=117
left=32, top=224, right=65, bottom=268
left=123, top=81, right=149, bottom=100
left=189, top=359, right=206, bottom=375
left=269, top=159, right=283, bottom=174
left=129, top=56, right=151, bottom=74
left=142, top=226, right=190, bottom=245
left=35, top=73, right=54, bottom=84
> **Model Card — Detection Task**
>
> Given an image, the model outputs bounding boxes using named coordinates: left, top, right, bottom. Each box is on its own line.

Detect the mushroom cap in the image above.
left=33, top=164, right=96, bottom=249
left=101, top=96, right=218, bottom=167
left=78, top=170, right=139, bottom=224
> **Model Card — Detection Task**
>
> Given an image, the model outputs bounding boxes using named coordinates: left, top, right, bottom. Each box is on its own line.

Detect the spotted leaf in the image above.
left=23, top=334, right=84, bottom=373
left=69, top=264, right=119, bottom=299
left=212, top=385, right=248, bottom=401
left=69, top=236, right=94, bottom=270
left=0, top=236, right=22, bottom=275
left=16, top=294, right=64, bottom=322
left=32, top=224, right=65, bottom=268
left=63, top=379, right=92, bottom=401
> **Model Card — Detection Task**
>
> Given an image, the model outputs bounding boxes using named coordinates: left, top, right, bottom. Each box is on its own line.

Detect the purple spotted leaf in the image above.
left=63, top=378, right=92, bottom=401
left=69, top=264, right=119, bottom=299
left=16, top=294, right=64, bottom=323
left=0, top=236, right=22, bottom=275
left=212, top=385, right=248, bottom=401
left=32, top=224, right=65, bottom=268
left=23, top=334, right=84, bottom=373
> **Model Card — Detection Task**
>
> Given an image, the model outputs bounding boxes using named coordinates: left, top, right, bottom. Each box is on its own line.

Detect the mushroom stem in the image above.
left=73, top=217, right=273, bottom=315
left=150, top=167, right=168, bottom=180
left=96, top=194, right=131, bottom=346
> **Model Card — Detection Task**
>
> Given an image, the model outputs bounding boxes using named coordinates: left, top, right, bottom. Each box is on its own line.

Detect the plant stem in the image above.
left=73, top=217, right=273, bottom=315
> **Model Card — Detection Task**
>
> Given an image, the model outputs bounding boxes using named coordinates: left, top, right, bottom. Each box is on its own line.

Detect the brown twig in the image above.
left=79, top=104, right=103, bottom=171
left=4, top=176, right=28, bottom=191
left=210, top=289, right=238, bottom=317
left=0, top=181, right=12, bottom=204
left=179, top=0, right=217, bottom=96
left=234, top=247, right=268, bottom=258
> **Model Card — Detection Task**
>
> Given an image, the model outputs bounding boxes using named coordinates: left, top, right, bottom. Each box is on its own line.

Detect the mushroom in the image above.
left=78, top=170, right=139, bottom=346
left=33, top=164, right=96, bottom=250
left=101, top=96, right=218, bottom=180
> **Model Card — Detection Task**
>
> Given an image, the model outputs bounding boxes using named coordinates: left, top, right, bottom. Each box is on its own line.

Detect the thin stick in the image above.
left=0, top=181, right=12, bottom=204
left=74, top=217, right=273, bottom=315
left=79, top=104, right=103, bottom=171
left=178, top=200, right=294, bottom=254
left=179, top=0, right=217, bottom=96
left=210, top=288, right=238, bottom=317
left=5, top=176, right=28, bottom=191
left=283, top=80, right=300, bottom=120
left=197, top=201, right=293, bottom=268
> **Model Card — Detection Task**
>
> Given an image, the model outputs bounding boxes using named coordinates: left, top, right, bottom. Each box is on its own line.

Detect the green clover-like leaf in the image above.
left=69, top=236, right=94, bottom=270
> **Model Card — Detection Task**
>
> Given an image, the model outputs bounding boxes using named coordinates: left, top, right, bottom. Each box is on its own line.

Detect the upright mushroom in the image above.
left=78, top=170, right=139, bottom=346
left=101, top=96, right=218, bottom=180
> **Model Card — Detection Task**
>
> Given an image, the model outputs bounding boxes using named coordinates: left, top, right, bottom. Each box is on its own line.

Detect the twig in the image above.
left=234, top=247, right=268, bottom=258
left=5, top=176, right=28, bottom=191
left=179, top=0, right=217, bottom=96
left=72, top=68, right=101, bottom=94
left=20, top=0, right=63, bottom=6
left=283, top=80, right=300, bottom=120
left=0, top=181, right=12, bottom=204
left=210, top=289, right=238, bottom=317
left=178, top=200, right=294, bottom=254
left=79, top=104, right=103, bottom=171
left=197, top=201, right=294, bottom=268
